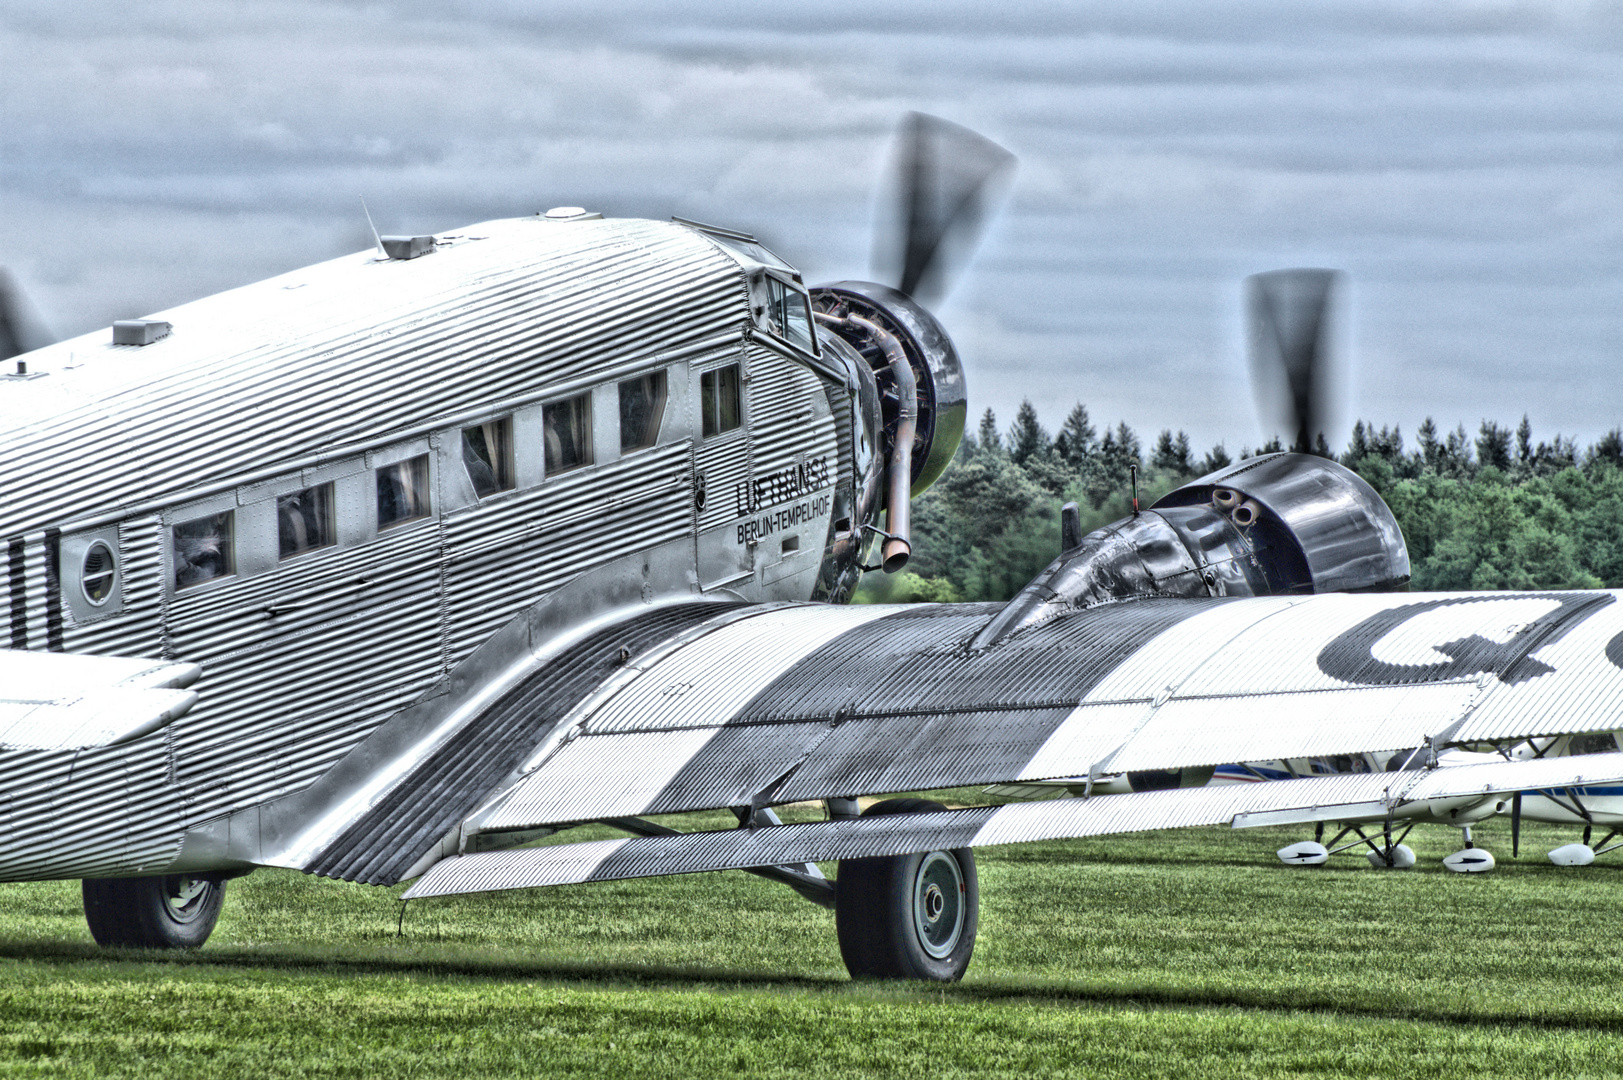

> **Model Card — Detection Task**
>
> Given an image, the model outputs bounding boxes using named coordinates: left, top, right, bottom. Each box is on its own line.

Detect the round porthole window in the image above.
left=81, top=540, right=117, bottom=605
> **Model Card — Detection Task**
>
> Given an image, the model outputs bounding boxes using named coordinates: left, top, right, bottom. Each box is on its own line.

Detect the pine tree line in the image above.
left=858, top=401, right=1623, bottom=604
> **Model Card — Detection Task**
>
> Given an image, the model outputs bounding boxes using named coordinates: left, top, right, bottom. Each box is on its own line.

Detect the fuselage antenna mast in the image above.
left=359, top=197, right=387, bottom=260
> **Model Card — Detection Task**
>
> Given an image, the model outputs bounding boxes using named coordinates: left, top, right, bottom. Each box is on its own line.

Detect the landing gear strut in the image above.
left=82, top=875, right=225, bottom=948
left=834, top=798, right=979, bottom=981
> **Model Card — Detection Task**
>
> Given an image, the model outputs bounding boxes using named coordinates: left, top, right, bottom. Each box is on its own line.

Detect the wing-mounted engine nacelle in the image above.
left=808, top=281, right=967, bottom=600
left=973, top=453, right=1409, bottom=647
left=1153, top=452, right=1411, bottom=595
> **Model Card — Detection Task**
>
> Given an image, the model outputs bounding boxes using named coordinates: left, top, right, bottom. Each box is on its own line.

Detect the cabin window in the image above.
left=619, top=371, right=667, bottom=452
left=462, top=417, right=514, bottom=497
left=172, top=511, right=234, bottom=588
left=765, top=278, right=815, bottom=353
left=544, top=393, right=593, bottom=475
left=278, top=483, right=336, bottom=559
left=377, top=455, right=431, bottom=528
left=700, top=364, right=741, bottom=438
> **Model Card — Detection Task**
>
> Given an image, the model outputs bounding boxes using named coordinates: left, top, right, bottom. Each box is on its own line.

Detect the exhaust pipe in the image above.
left=849, top=316, right=916, bottom=573
left=817, top=310, right=916, bottom=573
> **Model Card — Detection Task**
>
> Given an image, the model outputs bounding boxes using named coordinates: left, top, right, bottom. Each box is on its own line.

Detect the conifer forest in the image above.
left=858, top=402, right=1623, bottom=604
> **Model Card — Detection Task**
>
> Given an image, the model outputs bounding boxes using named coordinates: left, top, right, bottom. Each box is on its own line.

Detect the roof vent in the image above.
left=113, top=320, right=172, bottom=346
left=543, top=207, right=602, bottom=221
left=380, top=235, right=435, bottom=260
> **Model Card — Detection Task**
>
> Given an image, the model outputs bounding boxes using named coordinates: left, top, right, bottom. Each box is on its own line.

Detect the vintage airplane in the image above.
left=5, top=114, right=1623, bottom=983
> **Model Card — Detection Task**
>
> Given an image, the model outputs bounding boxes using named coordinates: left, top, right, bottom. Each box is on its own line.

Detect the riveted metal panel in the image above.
left=161, top=520, right=447, bottom=821
left=0, top=219, right=751, bottom=539
left=442, top=441, right=694, bottom=666
left=745, top=345, right=838, bottom=479
left=0, top=735, right=184, bottom=881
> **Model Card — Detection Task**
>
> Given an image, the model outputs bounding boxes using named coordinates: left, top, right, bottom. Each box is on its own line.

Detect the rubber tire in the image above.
left=82, top=875, right=225, bottom=949
left=835, top=798, right=979, bottom=981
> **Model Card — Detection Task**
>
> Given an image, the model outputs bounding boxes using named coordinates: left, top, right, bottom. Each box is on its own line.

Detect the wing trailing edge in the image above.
left=402, top=751, right=1623, bottom=899
left=0, top=648, right=201, bottom=751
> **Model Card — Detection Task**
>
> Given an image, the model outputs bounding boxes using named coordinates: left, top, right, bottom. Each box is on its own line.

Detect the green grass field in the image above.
left=3, top=807, right=1623, bottom=1078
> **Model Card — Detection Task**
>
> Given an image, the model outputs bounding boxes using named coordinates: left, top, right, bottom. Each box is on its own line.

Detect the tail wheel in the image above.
left=835, top=798, right=979, bottom=981
left=82, top=875, right=225, bottom=949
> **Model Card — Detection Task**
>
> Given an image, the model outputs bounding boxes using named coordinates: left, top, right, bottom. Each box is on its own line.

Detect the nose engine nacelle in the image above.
left=809, top=282, right=967, bottom=600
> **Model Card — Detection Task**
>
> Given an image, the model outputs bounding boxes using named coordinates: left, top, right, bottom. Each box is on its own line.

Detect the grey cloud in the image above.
left=1, top=0, right=1620, bottom=456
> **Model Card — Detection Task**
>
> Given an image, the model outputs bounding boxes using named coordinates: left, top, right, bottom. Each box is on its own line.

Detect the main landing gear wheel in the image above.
left=835, top=798, right=979, bottom=981
left=82, top=875, right=225, bottom=948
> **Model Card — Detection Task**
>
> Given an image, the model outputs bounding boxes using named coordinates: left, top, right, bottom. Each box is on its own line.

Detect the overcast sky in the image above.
left=2, top=1, right=1620, bottom=457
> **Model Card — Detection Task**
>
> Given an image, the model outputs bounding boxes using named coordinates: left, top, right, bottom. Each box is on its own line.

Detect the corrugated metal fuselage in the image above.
left=0, top=216, right=852, bottom=881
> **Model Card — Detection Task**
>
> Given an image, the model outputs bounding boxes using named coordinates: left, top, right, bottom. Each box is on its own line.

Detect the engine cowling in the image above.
left=972, top=453, right=1410, bottom=647
left=1152, top=452, right=1410, bottom=594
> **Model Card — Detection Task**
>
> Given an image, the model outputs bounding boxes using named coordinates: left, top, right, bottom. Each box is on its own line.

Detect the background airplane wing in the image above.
left=293, top=588, right=1623, bottom=885
left=0, top=649, right=201, bottom=751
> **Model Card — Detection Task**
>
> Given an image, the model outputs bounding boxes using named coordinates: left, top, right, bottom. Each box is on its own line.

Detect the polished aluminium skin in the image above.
left=5, top=206, right=1623, bottom=977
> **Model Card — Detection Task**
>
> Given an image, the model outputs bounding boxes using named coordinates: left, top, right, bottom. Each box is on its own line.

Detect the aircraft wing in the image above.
left=0, top=649, right=201, bottom=751
left=404, top=749, right=1623, bottom=898
left=292, top=588, right=1623, bottom=886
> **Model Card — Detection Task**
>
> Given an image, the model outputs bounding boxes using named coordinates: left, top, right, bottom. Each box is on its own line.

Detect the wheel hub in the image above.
left=912, top=851, right=965, bottom=959
left=163, top=876, right=212, bottom=923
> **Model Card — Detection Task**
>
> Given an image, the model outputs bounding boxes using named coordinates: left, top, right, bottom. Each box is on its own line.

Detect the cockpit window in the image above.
left=544, top=393, right=593, bottom=475
left=462, top=417, right=514, bottom=497
left=377, top=455, right=431, bottom=529
left=173, top=511, right=234, bottom=589
left=619, top=371, right=667, bottom=452
left=278, top=483, right=335, bottom=559
left=700, top=364, right=741, bottom=437
left=764, top=277, right=815, bottom=353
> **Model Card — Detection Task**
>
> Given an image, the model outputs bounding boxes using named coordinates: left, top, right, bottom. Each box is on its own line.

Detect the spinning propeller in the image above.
left=1246, top=267, right=1341, bottom=455
left=0, top=269, right=54, bottom=363
left=876, top=112, right=1016, bottom=305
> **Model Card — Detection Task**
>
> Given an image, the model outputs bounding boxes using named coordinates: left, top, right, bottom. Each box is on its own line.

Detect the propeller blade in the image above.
left=0, top=269, right=54, bottom=362
left=1512, top=790, right=1522, bottom=858
left=877, top=112, right=1015, bottom=305
left=1246, top=268, right=1339, bottom=454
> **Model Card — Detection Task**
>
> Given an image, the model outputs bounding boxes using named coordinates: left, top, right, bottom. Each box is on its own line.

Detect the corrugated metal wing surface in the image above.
left=406, top=751, right=1623, bottom=899
left=481, top=604, right=896, bottom=828
left=462, top=590, right=1623, bottom=835
left=306, top=602, right=735, bottom=885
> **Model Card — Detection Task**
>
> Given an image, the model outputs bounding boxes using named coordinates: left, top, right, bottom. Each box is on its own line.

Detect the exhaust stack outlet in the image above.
left=849, top=315, right=915, bottom=573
